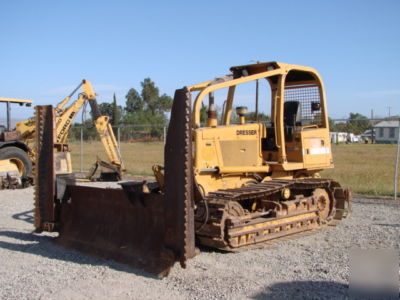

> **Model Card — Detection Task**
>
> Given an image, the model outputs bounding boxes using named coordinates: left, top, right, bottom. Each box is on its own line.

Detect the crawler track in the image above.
left=195, top=178, right=350, bottom=250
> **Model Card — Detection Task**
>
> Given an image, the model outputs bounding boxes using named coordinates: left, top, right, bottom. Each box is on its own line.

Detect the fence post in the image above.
left=117, top=125, right=121, bottom=150
left=394, top=118, right=400, bottom=200
left=80, top=126, right=83, bottom=173
left=163, top=126, right=166, bottom=145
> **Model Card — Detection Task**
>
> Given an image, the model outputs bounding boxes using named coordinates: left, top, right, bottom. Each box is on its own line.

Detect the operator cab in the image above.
left=0, top=98, right=32, bottom=142
left=189, top=62, right=332, bottom=195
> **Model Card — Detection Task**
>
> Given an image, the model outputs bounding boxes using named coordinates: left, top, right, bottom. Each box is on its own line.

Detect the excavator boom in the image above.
left=15, top=80, right=125, bottom=180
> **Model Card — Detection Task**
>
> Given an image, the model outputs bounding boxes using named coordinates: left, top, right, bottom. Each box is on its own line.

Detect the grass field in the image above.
left=69, top=141, right=164, bottom=176
left=69, top=141, right=399, bottom=196
left=322, top=143, right=398, bottom=196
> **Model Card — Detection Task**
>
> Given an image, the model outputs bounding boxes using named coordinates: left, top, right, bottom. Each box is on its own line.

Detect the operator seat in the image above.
left=0, top=125, right=5, bottom=141
left=284, top=101, right=301, bottom=141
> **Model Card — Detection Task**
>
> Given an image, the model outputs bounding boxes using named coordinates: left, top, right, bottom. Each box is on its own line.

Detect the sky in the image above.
left=0, top=0, right=399, bottom=121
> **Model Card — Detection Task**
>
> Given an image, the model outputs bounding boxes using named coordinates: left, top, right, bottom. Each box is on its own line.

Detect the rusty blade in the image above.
left=34, top=105, right=56, bottom=232
left=33, top=91, right=197, bottom=277
left=164, top=87, right=196, bottom=268
left=57, top=186, right=176, bottom=277
left=50, top=88, right=196, bottom=276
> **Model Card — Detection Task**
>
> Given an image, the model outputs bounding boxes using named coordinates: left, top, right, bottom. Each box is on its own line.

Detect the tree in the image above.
left=348, top=112, right=371, bottom=134
left=123, top=78, right=173, bottom=137
left=158, top=93, right=173, bottom=113
left=140, top=78, right=172, bottom=114
left=125, top=78, right=172, bottom=116
left=335, top=122, right=348, bottom=132
left=112, top=93, right=119, bottom=125
left=200, top=103, right=208, bottom=123
left=98, top=102, right=113, bottom=117
left=328, top=117, right=336, bottom=131
left=141, top=78, right=159, bottom=113
left=125, top=88, right=143, bottom=113
left=99, top=99, right=122, bottom=125
left=247, top=112, right=270, bottom=122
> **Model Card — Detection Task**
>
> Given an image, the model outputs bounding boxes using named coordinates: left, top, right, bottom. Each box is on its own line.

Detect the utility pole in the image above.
left=371, top=109, right=374, bottom=143
left=394, top=117, right=400, bottom=200
left=388, top=106, right=392, bottom=118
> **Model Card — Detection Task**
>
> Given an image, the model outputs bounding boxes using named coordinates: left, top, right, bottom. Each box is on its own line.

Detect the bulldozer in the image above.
left=0, top=80, right=125, bottom=189
left=33, top=62, right=351, bottom=277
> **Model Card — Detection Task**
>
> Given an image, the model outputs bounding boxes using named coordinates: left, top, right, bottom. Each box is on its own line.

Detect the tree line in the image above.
left=73, top=78, right=172, bottom=140
left=98, top=78, right=172, bottom=132
left=329, top=113, right=372, bottom=135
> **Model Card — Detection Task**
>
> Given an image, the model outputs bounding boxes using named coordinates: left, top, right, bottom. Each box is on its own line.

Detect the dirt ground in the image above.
left=0, top=185, right=399, bottom=299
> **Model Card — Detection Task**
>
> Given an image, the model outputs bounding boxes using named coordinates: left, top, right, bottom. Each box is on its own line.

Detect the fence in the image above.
left=69, top=124, right=167, bottom=177
left=70, top=124, right=167, bottom=144
left=70, top=119, right=400, bottom=199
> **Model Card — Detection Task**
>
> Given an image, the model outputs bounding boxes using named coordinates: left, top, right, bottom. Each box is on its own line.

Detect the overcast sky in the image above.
left=1, top=0, right=399, bottom=121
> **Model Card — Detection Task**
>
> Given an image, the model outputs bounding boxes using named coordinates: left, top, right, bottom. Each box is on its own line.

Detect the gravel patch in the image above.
left=0, top=186, right=399, bottom=299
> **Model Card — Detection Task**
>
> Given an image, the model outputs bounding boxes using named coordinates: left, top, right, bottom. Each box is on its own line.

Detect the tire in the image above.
left=0, top=146, right=32, bottom=177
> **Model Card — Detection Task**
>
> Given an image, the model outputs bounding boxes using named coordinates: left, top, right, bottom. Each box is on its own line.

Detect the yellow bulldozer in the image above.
left=33, top=62, right=351, bottom=276
left=0, top=80, right=125, bottom=189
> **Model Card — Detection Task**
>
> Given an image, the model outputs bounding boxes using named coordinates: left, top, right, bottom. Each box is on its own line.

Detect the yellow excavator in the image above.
left=0, top=80, right=125, bottom=189
left=33, top=62, right=351, bottom=277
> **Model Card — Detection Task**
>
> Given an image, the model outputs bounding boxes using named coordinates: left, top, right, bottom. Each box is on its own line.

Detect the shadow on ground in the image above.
left=12, top=210, right=34, bottom=224
left=0, top=230, right=159, bottom=279
left=374, top=223, right=400, bottom=228
left=251, top=280, right=348, bottom=300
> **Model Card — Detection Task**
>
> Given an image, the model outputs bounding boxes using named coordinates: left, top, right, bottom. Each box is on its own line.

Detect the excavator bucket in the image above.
left=86, top=157, right=122, bottom=182
left=33, top=89, right=196, bottom=276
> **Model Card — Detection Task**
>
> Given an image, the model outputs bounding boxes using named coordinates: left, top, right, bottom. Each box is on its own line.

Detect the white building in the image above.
left=330, top=132, right=362, bottom=143
left=373, top=120, right=400, bottom=143
left=330, top=132, right=348, bottom=143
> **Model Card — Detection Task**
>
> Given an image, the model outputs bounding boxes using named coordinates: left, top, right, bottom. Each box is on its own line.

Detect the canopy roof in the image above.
left=0, top=98, right=33, bottom=105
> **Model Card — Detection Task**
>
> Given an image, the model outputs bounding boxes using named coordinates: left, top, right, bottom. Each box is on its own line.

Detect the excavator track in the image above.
left=195, top=178, right=351, bottom=251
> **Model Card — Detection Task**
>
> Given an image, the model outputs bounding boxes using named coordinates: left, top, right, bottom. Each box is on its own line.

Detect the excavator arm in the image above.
left=54, top=80, right=92, bottom=144
left=16, top=79, right=125, bottom=180
left=88, top=94, right=124, bottom=169
left=54, top=79, right=125, bottom=179
left=85, top=99, right=126, bottom=180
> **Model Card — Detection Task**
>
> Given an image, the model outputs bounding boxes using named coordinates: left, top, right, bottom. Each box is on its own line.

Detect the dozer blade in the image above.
left=33, top=89, right=195, bottom=276
left=34, top=105, right=56, bottom=232
left=58, top=185, right=174, bottom=275
left=164, top=88, right=196, bottom=267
